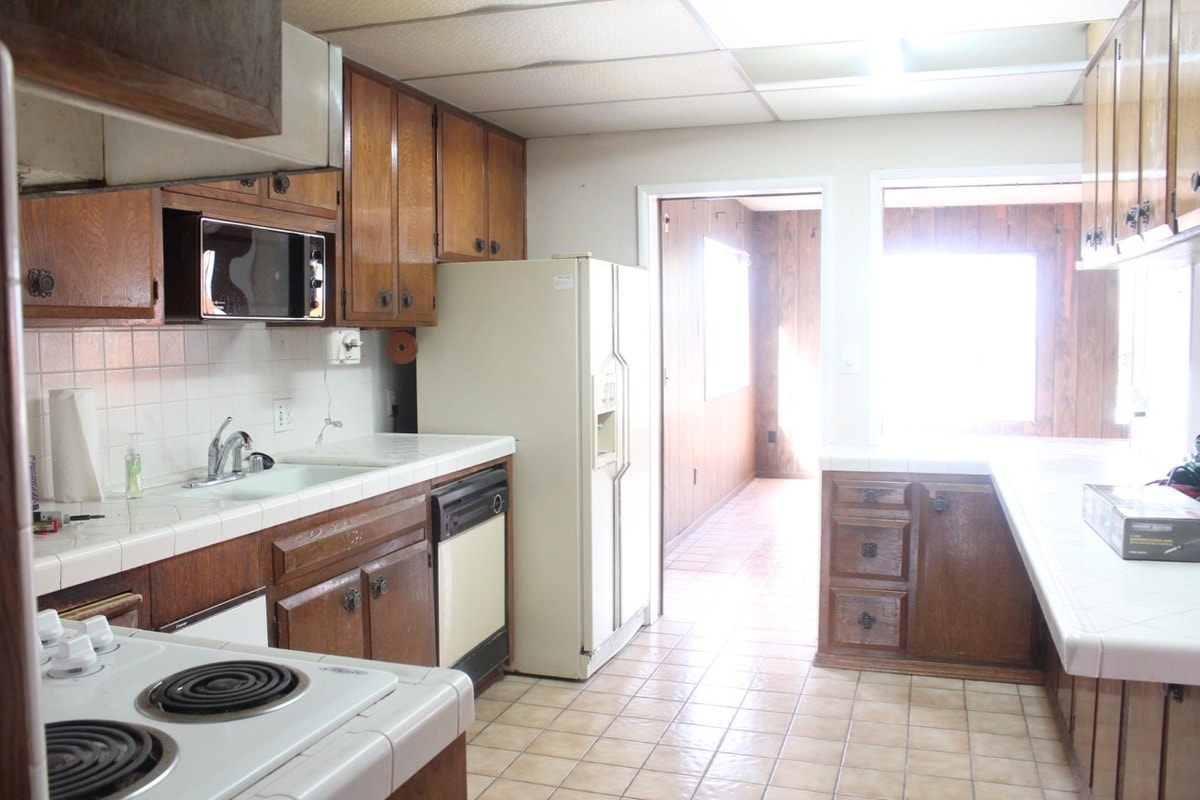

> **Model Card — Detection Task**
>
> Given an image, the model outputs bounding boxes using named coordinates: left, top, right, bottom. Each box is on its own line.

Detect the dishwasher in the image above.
left=431, top=465, right=509, bottom=685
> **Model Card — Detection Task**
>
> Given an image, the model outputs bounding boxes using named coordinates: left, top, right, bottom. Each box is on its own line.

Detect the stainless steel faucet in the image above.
left=185, top=416, right=252, bottom=488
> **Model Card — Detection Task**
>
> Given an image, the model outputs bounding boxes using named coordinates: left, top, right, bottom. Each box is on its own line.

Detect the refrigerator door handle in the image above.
left=611, top=268, right=632, bottom=630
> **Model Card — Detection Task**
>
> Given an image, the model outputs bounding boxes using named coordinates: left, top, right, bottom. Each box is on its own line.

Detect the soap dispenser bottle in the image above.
left=125, top=433, right=143, bottom=499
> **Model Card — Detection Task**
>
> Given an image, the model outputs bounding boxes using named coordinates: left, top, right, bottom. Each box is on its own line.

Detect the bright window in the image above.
left=703, top=237, right=750, bottom=398
left=874, top=252, right=1037, bottom=433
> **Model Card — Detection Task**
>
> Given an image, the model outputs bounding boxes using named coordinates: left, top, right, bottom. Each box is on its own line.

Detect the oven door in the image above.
left=160, top=588, right=268, bottom=647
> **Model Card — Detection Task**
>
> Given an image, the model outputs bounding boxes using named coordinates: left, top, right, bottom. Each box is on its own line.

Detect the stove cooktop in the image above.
left=39, top=633, right=399, bottom=800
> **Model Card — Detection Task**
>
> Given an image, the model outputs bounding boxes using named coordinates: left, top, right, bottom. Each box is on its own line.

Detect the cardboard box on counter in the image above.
left=1083, top=483, right=1200, bottom=561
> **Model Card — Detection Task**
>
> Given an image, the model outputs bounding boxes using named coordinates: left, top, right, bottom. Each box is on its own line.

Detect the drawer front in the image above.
left=830, top=478, right=911, bottom=510
left=828, top=588, right=907, bottom=651
left=830, top=515, right=910, bottom=581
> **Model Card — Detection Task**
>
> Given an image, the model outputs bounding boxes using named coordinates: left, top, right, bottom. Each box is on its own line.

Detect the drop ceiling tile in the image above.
left=324, top=0, right=716, bottom=80
left=688, top=0, right=1128, bottom=50
left=283, top=0, right=584, bottom=32
left=407, top=52, right=749, bottom=113
left=761, top=70, right=1082, bottom=122
left=479, top=93, right=773, bottom=138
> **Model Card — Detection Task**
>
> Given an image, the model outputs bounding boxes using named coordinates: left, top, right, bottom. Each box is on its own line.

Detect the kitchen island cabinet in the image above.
left=20, top=188, right=162, bottom=324
left=818, top=470, right=1040, bottom=682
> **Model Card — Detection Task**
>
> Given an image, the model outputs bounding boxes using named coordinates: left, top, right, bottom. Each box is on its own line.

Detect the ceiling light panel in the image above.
left=686, top=0, right=1127, bottom=49
left=479, top=92, right=773, bottom=138
left=323, top=0, right=716, bottom=80
left=408, top=52, right=749, bottom=113
left=903, top=23, right=1088, bottom=73
left=761, top=70, right=1081, bottom=121
left=733, top=42, right=872, bottom=85
left=282, top=0, right=587, bottom=33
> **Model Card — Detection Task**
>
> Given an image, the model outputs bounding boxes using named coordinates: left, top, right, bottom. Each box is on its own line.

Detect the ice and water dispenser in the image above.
left=593, top=369, right=618, bottom=467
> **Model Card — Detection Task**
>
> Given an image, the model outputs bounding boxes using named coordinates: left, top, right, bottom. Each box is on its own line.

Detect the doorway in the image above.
left=654, top=191, right=825, bottom=558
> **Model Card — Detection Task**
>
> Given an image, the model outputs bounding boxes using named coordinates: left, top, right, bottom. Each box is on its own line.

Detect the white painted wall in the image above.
left=525, top=106, right=1086, bottom=447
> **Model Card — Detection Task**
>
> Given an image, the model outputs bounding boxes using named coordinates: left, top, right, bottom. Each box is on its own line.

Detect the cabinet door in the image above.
left=1113, top=6, right=1143, bottom=251
left=393, top=90, right=437, bottom=324
left=276, top=568, right=368, bottom=659
left=1177, top=0, right=1200, bottom=232
left=1096, top=38, right=1118, bottom=253
left=1163, top=684, right=1200, bottom=797
left=363, top=539, right=436, bottom=666
left=486, top=130, right=525, bottom=260
left=1139, top=0, right=1172, bottom=241
left=21, top=189, right=160, bottom=321
left=911, top=481, right=1036, bottom=665
left=266, top=171, right=340, bottom=217
left=1081, top=65, right=1100, bottom=258
left=344, top=68, right=400, bottom=323
left=437, top=107, right=489, bottom=260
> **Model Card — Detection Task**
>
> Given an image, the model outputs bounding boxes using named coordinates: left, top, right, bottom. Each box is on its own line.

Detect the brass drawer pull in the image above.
left=861, top=542, right=878, bottom=558
left=344, top=588, right=363, bottom=612
left=858, top=612, right=876, bottom=630
left=863, top=488, right=879, bottom=503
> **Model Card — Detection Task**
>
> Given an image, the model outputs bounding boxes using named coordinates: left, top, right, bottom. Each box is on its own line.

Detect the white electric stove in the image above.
left=37, top=613, right=400, bottom=800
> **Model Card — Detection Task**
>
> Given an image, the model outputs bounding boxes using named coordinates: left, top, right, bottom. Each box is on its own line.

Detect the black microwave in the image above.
left=163, top=209, right=326, bottom=323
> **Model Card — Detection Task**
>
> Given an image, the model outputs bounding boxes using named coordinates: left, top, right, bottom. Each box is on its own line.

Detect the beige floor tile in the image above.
left=467, top=744, right=520, bottom=776
left=910, top=687, right=964, bottom=709
left=970, top=732, right=1035, bottom=761
left=842, top=742, right=907, bottom=772
left=969, top=710, right=1030, bottom=737
left=788, top=714, right=850, bottom=742
left=525, top=730, right=598, bottom=760
left=481, top=680, right=533, bottom=703
left=677, top=701, right=740, bottom=728
left=705, top=751, right=775, bottom=784
left=796, top=695, right=855, bottom=719
left=847, top=721, right=908, bottom=748
left=583, top=736, right=654, bottom=769
left=604, top=715, right=671, bottom=743
left=651, top=663, right=710, bottom=683
left=500, top=752, right=577, bottom=786
left=477, top=778, right=554, bottom=800
left=732, top=708, right=793, bottom=734
left=548, top=709, right=615, bottom=736
left=660, top=721, right=728, bottom=750
left=908, top=726, right=970, bottom=754
left=966, top=691, right=1025, bottom=715
left=624, top=769, right=702, bottom=799
left=1026, top=715, right=1063, bottom=741
left=693, top=776, right=772, bottom=800
left=973, top=755, right=1041, bottom=786
left=644, top=744, right=716, bottom=776
left=637, top=678, right=695, bottom=701
left=851, top=699, right=910, bottom=725
left=903, top=773, right=973, bottom=800
left=568, top=691, right=631, bottom=716
left=720, top=729, right=785, bottom=758
left=803, top=678, right=859, bottom=699
left=779, top=735, right=845, bottom=765
left=973, top=782, right=1043, bottom=800
left=473, top=698, right=511, bottom=722
left=744, top=689, right=800, bottom=713
left=910, top=676, right=964, bottom=692
left=909, top=705, right=968, bottom=730
left=586, top=674, right=647, bottom=695
left=763, top=787, right=835, bottom=800
left=836, top=766, right=905, bottom=799
left=1039, top=761, right=1081, bottom=791
left=495, top=702, right=562, bottom=729
left=471, top=722, right=544, bottom=751
left=702, top=667, right=759, bottom=689
left=770, top=759, right=840, bottom=793
left=1031, top=737, right=1071, bottom=765
left=690, top=684, right=750, bottom=707
left=467, top=772, right=493, bottom=800
left=855, top=682, right=911, bottom=705
left=560, top=760, right=638, bottom=795
left=548, top=789, right=620, bottom=800
left=752, top=672, right=808, bottom=694
left=622, top=696, right=685, bottom=721
left=521, top=685, right=584, bottom=709
left=905, top=748, right=972, bottom=780
left=600, top=658, right=660, bottom=679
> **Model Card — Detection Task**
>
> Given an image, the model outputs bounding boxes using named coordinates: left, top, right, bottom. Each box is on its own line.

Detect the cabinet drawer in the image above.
left=271, top=490, right=426, bottom=585
left=830, top=515, right=910, bottom=581
left=830, top=478, right=911, bottom=510
left=828, top=588, right=906, bottom=651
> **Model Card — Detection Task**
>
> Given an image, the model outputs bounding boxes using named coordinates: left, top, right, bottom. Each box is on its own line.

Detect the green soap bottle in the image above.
left=125, top=433, right=143, bottom=499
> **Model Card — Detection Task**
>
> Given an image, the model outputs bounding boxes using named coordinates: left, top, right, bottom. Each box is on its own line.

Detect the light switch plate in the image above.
left=840, top=344, right=862, bottom=374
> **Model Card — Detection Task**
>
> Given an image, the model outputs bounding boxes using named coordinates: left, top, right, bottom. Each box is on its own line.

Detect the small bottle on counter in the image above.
left=124, top=433, right=143, bottom=499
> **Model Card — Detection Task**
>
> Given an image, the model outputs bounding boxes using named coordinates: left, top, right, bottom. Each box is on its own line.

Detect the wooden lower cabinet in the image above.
left=267, top=483, right=437, bottom=666
left=388, top=733, right=466, bottom=800
left=38, top=567, right=153, bottom=629
left=818, top=471, right=1040, bottom=682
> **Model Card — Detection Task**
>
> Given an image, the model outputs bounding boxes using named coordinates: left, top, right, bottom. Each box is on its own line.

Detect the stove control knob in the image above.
left=66, top=615, right=117, bottom=655
left=37, top=608, right=64, bottom=647
left=48, top=633, right=101, bottom=678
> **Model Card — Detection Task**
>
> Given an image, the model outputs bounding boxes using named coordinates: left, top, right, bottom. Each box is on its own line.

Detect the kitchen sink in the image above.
left=146, top=463, right=378, bottom=503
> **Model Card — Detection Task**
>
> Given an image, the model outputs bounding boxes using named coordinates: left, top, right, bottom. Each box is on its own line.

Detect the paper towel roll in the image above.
left=49, top=388, right=105, bottom=502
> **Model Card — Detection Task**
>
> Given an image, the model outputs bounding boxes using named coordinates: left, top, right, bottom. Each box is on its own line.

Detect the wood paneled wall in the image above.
left=660, top=198, right=756, bottom=551
left=883, top=203, right=1126, bottom=439
left=750, top=209, right=822, bottom=477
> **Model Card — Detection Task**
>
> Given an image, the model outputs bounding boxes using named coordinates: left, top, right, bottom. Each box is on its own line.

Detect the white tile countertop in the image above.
left=823, top=437, right=1200, bottom=684
left=32, top=433, right=515, bottom=595
left=116, top=626, right=473, bottom=800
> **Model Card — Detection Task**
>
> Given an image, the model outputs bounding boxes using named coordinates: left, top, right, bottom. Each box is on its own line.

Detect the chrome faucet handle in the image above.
left=207, top=416, right=234, bottom=476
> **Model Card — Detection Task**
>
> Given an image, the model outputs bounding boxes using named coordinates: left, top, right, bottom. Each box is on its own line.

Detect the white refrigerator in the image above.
left=416, top=255, right=652, bottom=679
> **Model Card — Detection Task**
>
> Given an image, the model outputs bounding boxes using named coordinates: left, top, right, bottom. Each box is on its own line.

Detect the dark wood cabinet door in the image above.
left=276, top=569, right=368, bottom=659
left=1081, top=66, right=1099, bottom=258
left=1139, top=0, right=1171, bottom=241
left=21, top=189, right=160, bottom=322
left=1096, top=38, right=1118, bottom=252
left=1177, top=0, right=1200, bottom=233
left=1113, top=4, right=1143, bottom=250
left=394, top=90, right=437, bottom=324
left=911, top=480, right=1036, bottom=666
left=437, top=107, right=488, bottom=261
left=486, top=130, right=525, bottom=260
left=266, top=171, right=340, bottom=216
left=344, top=68, right=400, bottom=323
left=1163, top=685, right=1200, bottom=798
left=364, top=539, right=436, bottom=666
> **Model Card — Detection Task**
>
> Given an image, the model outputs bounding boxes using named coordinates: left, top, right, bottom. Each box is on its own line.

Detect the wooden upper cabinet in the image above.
left=1095, top=38, right=1118, bottom=256
left=20, top=189, right=161, bottom=323
left=1138, top=0, right=1172, bottom=243
left=342, top=65, right=437, bottom=326
left=437, top=107, right=526, bottom=261
left=1081, top=66, right=1100, bottom=258
left=165, top=172, right=339, bottom=220
left=1113, top=7, right=1143, bottom=252
left=1177, top=0, right=1200, bottom=232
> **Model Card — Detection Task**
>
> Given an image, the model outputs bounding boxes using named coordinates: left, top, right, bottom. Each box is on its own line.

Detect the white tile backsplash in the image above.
left=26, top=323, right=395, bottom=500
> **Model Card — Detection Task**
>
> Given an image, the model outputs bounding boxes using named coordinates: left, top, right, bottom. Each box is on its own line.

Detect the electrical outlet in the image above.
left=274, top=399, right=294, bottom=432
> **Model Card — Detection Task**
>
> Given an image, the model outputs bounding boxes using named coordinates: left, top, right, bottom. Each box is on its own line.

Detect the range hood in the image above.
left=15, top=23, right=342, bottom=195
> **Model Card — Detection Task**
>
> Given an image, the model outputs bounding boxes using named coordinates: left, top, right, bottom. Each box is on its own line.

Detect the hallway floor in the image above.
left=466, top=478, right=1076, bottom=799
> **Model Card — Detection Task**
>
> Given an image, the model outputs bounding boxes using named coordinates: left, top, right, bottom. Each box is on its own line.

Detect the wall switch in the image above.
left=273, top=399, right=294, bottom=432
left=840, top=344, right=862, bottom=374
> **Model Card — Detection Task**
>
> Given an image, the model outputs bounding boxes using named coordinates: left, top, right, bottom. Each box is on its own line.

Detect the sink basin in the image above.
left=146, top=463, right=377, bottom=503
